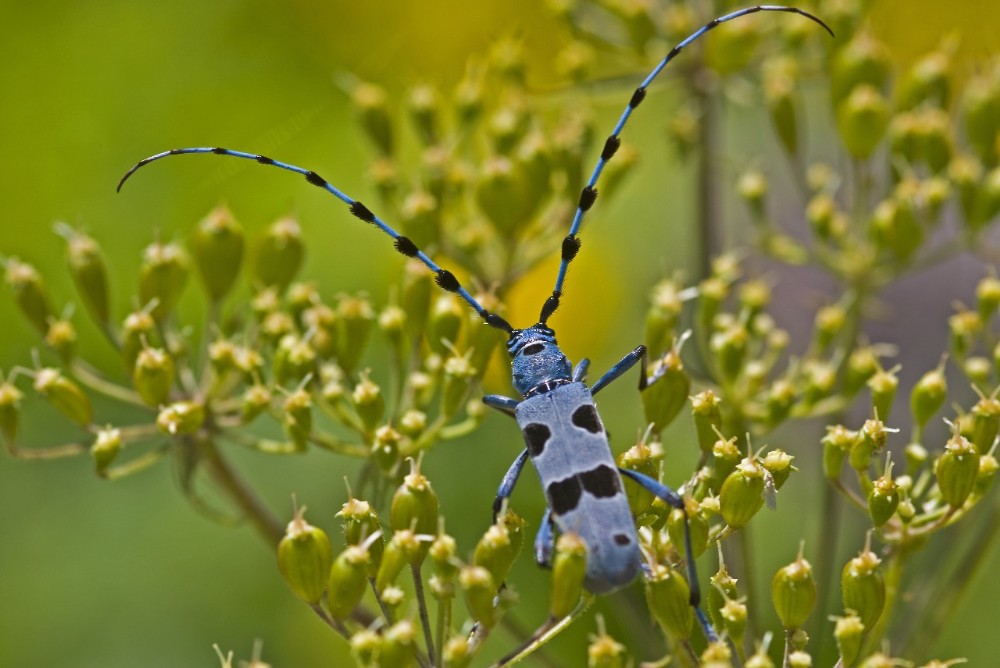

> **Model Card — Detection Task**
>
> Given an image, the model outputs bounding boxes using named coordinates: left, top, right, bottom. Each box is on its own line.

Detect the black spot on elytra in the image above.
left=547, top=476, right=582, bottom=515
left=523, top=423, right=551, bottom=457
left=522, top=343, right=544, bottom=356
left=571, top=405, right=602, bottom=434
left=579, top=464, right=621, bottom=498
left=613, top=533, right=631, bottom=546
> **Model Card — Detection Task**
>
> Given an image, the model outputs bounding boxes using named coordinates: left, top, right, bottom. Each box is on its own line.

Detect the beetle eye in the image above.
left=522, top=343, right=545, bottom=356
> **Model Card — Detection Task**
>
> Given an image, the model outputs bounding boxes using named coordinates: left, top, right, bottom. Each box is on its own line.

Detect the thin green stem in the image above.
left=199, top=437, right=283, bottom=546
left=411, top=563, right=436, bottom=666
left=490, top=593, right=595, bottom=668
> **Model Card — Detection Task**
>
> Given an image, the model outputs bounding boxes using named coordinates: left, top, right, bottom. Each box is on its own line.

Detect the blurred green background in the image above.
left=2, top=1, right=999, bottom=666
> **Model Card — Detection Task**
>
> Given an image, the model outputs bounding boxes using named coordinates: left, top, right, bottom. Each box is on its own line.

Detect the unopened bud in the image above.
left=91, top=427, right=122, bottom=475
left=772, top=552, right=817, bottom=629
left=190, top=205, right=244, bottom=301
left=645, top=564, right=692, bottom=640
left=156, top=401, right=206, bottom=436
left=549, top=532, right=587, bottom=618
left=282, top=389, right=312, bottom=451
left=936, top=431, right=979, bottom=507
left=5, top=258, right=52, bottom=333
left=720, top=456, right=766, bottom=528
left=34, top=368, right=92, bottom=426
left=390, top=460, right=439, bottom=562
left=842, top=544, right=885, bottom=628
left=252, top=217, right=304, bottom=291
left=277, top=507, right=332, bottom=604
left=60, top=227, right=110, bottom=325
left=139, top=240, right=189, bottom=321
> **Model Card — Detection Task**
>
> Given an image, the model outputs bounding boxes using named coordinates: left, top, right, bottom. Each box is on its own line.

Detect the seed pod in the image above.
left=708, top=562, right=739, bottom=631
left=352, top=372, right=385, bottom=433
left=766, top=68, right=799, bottom=155
left=460, top=565, right=499, bottom=628
left=738, top=169, right=768, bottom=219
left=787, top=650, right=812, bottom=668
left=666, top=501, right=709, bottom=559
left=282, top=389, right=312, bottom=451
left=851, top=418, right=892, bottom=473
left=156, top=401, right=206, bottom=436
left=337, top=497, right=384, bottom=576
left=963, top=72, right=1000, bottom=164
left=746, top=645, right=776, bottom=668
left=353, top=82, right=393, bottom=156
left=121, top=310, right=155, bottom=375
left=897, top=49, right=952, bottom=111
left=380, top=619, right=417, bottom=668
left=711, top=434, right=742, bottom=492
left=831, top=32, right=891, bottom=106
left=327, top=544, right=370, bottom=620
left=720, top=598, right=747, bottom=651
left=190, top=205, right=244, bottom=301
left=91, top=427, right=122, bottom=476
left=710, top=322, right=748, bottom=383
left=911, top=363, right=947, bottom=430
left=834, top=612, right=865, bottom=667
left=975, top=453, right=998, bottom=498
left=836, top=85, right=889, bottom=160
left=350, top=629, right=382, bottom=668
left=442, top=352, right=476, bottom=418
left=272, top=335, right=316, bottom=386
left=765, top=379, right=796, bottom=427
left=378, top=304, right=406, bottom=349
left=0, top=381, right=23, bottom=445
left=823, top=425, right=858, bottom=480
left=33, top=368, right=92, bottom=427
left=408, top=84, right=439, bottom=146
left=401, top=260, right=432, bottom=344
left=971, top=396, right=1000, bottom=454
left=473, top=510, right=524, bottom=588
left=618, top=440, right=658, bottom=516
left=802, top=359, right=836, bottom=406
left=691, top=391, right=723, bottom=456
left=762, top=449, right=794, bottom=490
left=645, top=279, right=683, bottom=357
left=277, top=506, right=332, bottom=604
left=975, top=274, right=1000, bottom=319
left=442, top=635, right=471, bottom=668
left=240, top=384, right=271, bottom=424
left=868, top=463, right=900, bottom=527
left=642, top=346, right=690, bottom=434
left=949, top=308, right=982, bottom=357
left=371, top=425, right=401, bottom=473
left=549, top=532, right=587, bottom=619
left=376, top=529, right=421, bottom=593
left=60, top=227, right=110, bottom=326
left=45, top=318, right=77, bottom=362
left=427, top=294, right=464, bottom=357
left=252, top=217, right=304, bottom=291
left=645, top=563, right=692, bottom=640
left=845, top=347, right=880, bottom=397
left=139, top=240, right=189, bottom=322
left=772, top=553, right=817, bottom=629
left=336, top=295, right=375, bottom=374
left=720, top=456, right=766, bottom=529
left=866, top=366, right=899, bottom=423
left=936, top=432, right=980, bottom=507
left=390, top=460, right=438, bottom=562
left=132, top=346, right=174, bottom=407
left=842, top=544, right=885, bottom=628
left=587, top=629, right=626, bottom=668
left=429, top=532, right=459, bottom=582
left=5, top=258, right=53, bottom=333
left=700, top=641, right=733, bottom=666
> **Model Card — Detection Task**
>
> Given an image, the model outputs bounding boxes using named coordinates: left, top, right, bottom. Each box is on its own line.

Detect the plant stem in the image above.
left=490, top=593, right=595, bottom=667
left=199, top=438, right=283, bottom=546
left=411, top=563, right=437, bottom=666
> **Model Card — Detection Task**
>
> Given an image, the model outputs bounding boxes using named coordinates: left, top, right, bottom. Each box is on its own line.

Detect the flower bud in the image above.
left=390, top=460, right=439, bottom=561
left=618, top=440, right=658, bottom=516
left=897, top=49, right=952, bottom=111
left=936, top=432, right=979, bottom=507
left=833, top=612, right=865, bottom=667
left=971, top=396, right=1000, bottom=454
left=707, top=563, right=739, bottom=632
left=443, top=635, right=472, bottom=668
left=746, top=644, right=776, bottom=668
left=60, top=227, right=110, bottom=325
left=788, top=651, right=812, bottom=668
left=772, top=552, right=817, bottom=629
left=845, top=347, right=880, bottom=398
left=337, top=295, right=375, bottom=375
left=376, top=529, right=421, bottom=593
left=473, top=509, right=525, bottom=587
left=407, top=84, right=439, bottom=146
left=720, top=598, right=747, bottom=651
left=6, top=257, right=55, bottom=335
left=976, top=274, right=1000, bottom=320
left=823, top=425, right=858, bottom=480
left=645, top=564, right=692, bottom=640
left=762, top=449, right=794, bottom=490
left=868, top=463, right=899, bottom=527
left=831, top=33, right=891, bottom=106
left=912, top=363, right=948, bottom=431
left=666, top=500, right=708, bottom=559
left=337, top=497, right=384, bottom=575
left=277, top=507, right=332, bottom=604
left=842, top=544, right=885, bottom=628
left=645, top=279, right=683, bottom=357
left=33, top=368, right=92, bottom=426
left=351, top=372, right=385, bottom=433
left=190, top=205, right=244, bottom=301
left=975, top=453, right=999, bottom=498
left=836, top=85, right=889, bottom=159
left=353, top=82, right=393, bottom=156
left=427, top=294, right=464, bottom=356
left=273, top=335, right=317, bottom=386
left=867, top=366, right=899, bottom=423
left=91, top=427, right=122, bottom=475
left=870, top=198, right=923, bottom=262
left=549, top=532, right=587, bottom=619
left=45, top=318, right=77, bottom=362
left=766, top=379, right=796, bottom=427
left=963, top=73, right=1000, bottom=164
left=349, top=629, right=381, bottom=668
left=710, top=322, right=748, bottom=383
left=380, top=619, right=417, bottom=668
left=442, top=351, right=476, bottom=418
left=461, top=565, right=499, bottom=628
left=802, top=359, right=836, bottom=406
left=712, top=435, right=742, bottom=487
left=156, top=401, right=206, bottom=436
left=401, top=260, right=432, bottom=344
left=252, top=217, right=304, bottom=291
left=241, top=384, right=271, bottom=424
left=282, top=389, right=312, bottom=451
left=327, top=544, right=371, bottom=620
left=121, top=310, right=155, bottom=374
left=720, top=456, right=766, bottom=528
left=766, top=68, right=800, bottom=155
left=371, top=425, right=401, bottom=473
left=691, top=391, right=723, bottom=456
left=587, top=629, right=626, bottom=668
left=738, top=169, right=768, bottom=219
left=132, top=347, right=174, bottom=407
left=700, top=641, right=733, bottom=666
left=139, top=240, right=189, bottom=321
left=642, top=347, right=690, bottom=434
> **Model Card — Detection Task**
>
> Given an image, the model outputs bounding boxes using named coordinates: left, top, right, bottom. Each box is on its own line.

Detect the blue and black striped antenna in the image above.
left=535, top=4, right=832, bottom=325
left=118, top=6, right=831, bottom=335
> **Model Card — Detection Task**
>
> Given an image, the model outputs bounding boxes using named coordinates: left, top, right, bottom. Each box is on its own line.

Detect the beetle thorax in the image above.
left=507, top=325, right=572, bottom=397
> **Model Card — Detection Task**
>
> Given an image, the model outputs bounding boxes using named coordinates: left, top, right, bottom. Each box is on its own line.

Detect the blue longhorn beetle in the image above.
left=119, top=5, right=831, bottom=641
